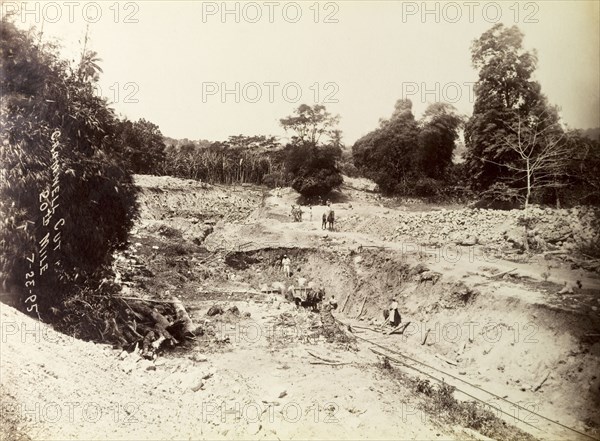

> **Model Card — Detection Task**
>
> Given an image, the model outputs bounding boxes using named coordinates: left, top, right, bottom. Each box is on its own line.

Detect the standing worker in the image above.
left=326, top=202, right=333, bottom=228
left=282, top=255, right=291, bottom=278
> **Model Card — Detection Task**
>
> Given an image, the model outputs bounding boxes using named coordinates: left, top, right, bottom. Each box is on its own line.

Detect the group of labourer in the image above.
left=279, top=253, right=401, bottom=324
left=277, top=254, right=337, bottom=311
left=290, top=205, right=303, bottom=222
left=322, top=201, right=335, bottom=231
left=289, top=201, right=335, bottom=231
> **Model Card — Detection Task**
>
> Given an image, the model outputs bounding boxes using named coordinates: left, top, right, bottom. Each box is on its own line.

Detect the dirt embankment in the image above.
left=3, top=175, right=600, bottom=441
left=221, top=246, right=600, bottom=436
left=134, top=174, right=263, bottom=244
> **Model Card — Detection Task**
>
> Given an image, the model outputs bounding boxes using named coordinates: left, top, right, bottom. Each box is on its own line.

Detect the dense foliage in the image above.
left=0, top=19, right=138, bottom=313
left=160, top=135, right=283, bottom=186
left=280, top=104, right=344, bottom=197
left=115, top=118, right=166, bottom=174
left=464, top=24, right=600, bottom=206
left=464, top=24, right=544, bottom=192
left=353, top=100, right=463, bottom=196
left=283, top=143, right=343, bottom=196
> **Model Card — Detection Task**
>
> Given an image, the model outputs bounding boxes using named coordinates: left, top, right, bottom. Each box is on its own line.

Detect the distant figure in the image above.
left=322, top=212, right=327, bottom=230
left=309, top=206, right=313, bottom=221
left=286, top=284, right=295, bottom=302
left=297, top=273, right=307, bottom=288
left=276, top=254, right=284, bottom=270
left=291, top=205, right=302, bottom=222
left=328, top=295, right=338, bottom=311
left=327, top=210, right=335, bottom=231
left=282, top=255, right=291, bottom=277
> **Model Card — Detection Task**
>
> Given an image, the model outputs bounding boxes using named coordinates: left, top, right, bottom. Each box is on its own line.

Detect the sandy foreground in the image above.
left=1, top=174, right=599, bottom=440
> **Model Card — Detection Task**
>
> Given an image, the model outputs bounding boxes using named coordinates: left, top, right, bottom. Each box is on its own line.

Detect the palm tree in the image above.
left=79, top=50, right=103, bottom=82
left=78, top=25, right=103, bottom=82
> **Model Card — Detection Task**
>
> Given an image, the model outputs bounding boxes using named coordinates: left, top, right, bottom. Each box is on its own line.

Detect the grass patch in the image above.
left=379, top=363, right=538, bottom=441
left=163, top=242, right=199, bottom=257
left=0, top=386, right=32, bottom=441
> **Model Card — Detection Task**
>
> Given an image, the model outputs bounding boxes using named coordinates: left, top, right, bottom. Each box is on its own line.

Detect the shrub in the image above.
left=284, top=143, right=343, bottom=197
left=473, top=182, right=523, bottom=209
left=413, top=177, right=441, bottom=197
left=339, top=159, right=360, bottom=178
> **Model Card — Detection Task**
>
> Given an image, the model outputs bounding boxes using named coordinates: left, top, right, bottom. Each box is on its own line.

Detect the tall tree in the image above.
left=353, top=99, right=420, bottom=194
left=280, top=104, right=340, bottom=146
left=417, top=103, right=464, bottom=179
left=490, top=109, right=568, bottom=208
left=464, top=24, right=545, bottom=191
left=280, top=104, right=343, bottom=197
left=115, top=118, right=166, bottom=174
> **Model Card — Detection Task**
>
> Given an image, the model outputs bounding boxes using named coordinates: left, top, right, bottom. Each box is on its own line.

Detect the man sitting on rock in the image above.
left=383, top=297, right=401, bottom=327
left=328, top=295, right=338, bottom=311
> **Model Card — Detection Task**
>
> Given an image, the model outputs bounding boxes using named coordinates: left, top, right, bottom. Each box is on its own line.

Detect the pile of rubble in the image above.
left=62, top=288, right=203, bottom=360
left=135, top=175, right=262, bottom=225
left=339, top=206, right=599, bottom=256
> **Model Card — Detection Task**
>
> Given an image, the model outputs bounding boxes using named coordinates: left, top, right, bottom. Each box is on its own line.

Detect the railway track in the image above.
left=343, top=323, right=599, bottom=441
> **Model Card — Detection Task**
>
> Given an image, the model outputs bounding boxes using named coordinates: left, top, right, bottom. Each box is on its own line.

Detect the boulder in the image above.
left=207, top=305, right=224, bottom=316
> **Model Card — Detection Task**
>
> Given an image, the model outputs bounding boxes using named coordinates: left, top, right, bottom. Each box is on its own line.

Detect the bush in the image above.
left=339, top=159, right=360, bottom=178
left=413, top=177, right=441, bottom=197
left=291, top=168, right=344, bottom=197
left=284, top=143, right=343, bottom=197
left=115, top=119, right=166, bottom=174
left=473, top=182, right=523, bottom=210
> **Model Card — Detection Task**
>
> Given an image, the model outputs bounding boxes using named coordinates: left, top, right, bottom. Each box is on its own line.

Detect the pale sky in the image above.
left=6, top=1, right=600, bottom=144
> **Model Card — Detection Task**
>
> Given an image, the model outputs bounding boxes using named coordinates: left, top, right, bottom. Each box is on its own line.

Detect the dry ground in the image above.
left=1, top=174, right=599, bottom=441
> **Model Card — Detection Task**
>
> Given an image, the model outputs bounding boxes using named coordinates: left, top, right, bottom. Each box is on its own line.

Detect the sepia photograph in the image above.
left=1, top=1, right=599, bottom=440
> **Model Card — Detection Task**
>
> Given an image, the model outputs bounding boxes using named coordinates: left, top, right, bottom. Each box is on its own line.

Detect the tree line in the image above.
left=351, top=24, right=599, bottom=207
left=3, top=16, right=598, bottom=323
left=463, top=24, right=599, bottom=208
left=147, top=26, right=600, bottom=208
left=154, top=104, right=345, bottom=198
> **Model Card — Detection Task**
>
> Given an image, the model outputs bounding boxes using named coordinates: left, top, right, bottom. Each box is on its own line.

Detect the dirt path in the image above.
left=1, top=298, right=449, bottom=440
left=2, top=175, right=599, bottom=441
